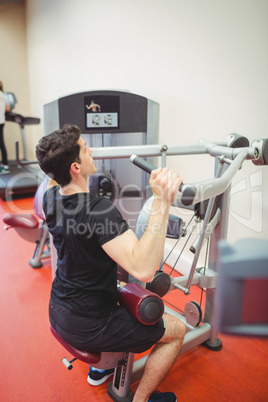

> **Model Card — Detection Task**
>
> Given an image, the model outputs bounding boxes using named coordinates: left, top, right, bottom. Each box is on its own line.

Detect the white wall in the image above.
left=24, top=0, right=268, bottom=242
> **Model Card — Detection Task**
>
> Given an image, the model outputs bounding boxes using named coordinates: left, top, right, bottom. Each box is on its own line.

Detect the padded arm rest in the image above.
left=3, top=213, right=39, bottom=229
left=119, top=283, right=164, bottom=325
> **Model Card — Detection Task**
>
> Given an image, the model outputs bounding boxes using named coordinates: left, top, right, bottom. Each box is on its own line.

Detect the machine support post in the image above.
left=185, top=161, right=224, bottom=292
left=107, top=352, right=135, bottom=402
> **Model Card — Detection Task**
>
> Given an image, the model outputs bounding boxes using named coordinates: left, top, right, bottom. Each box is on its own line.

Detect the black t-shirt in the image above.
left=43, top=186, right=129, bottom=318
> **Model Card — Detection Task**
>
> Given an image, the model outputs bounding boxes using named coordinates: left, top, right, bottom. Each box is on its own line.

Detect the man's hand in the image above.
left=150, top=167, right=183, bottom=208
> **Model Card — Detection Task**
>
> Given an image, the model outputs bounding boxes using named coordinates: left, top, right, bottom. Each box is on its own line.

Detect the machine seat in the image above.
left=50, top=326, right=101, bottom=365
left=3, top=213, right=39, bottom=229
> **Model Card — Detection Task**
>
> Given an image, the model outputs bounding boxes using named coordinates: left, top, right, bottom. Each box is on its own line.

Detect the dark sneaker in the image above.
left=87, top=367, right=114, bottom=386
left=148, top=390, right=177, bottom=402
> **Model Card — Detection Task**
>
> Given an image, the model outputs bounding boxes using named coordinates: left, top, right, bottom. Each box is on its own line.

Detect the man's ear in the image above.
left=70, top=162, right=80, bottom=175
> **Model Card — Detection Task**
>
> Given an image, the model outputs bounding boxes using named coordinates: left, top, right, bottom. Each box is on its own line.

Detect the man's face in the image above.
left=77, top=137, right=97, bottom=177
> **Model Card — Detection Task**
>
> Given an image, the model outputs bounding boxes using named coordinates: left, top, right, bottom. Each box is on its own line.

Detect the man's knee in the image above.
left=162, top=313, right=186, bottom=342
left=173, top=316, right=186, bottom=340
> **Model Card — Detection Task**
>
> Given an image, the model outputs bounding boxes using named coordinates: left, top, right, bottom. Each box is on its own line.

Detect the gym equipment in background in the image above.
left=3, top=178, right=50, bottom=268
left=0, top=92, right=42, bottom=199
left=216, top=238, right=268, bottom=337
left=43, top=90, right=159, bottom=230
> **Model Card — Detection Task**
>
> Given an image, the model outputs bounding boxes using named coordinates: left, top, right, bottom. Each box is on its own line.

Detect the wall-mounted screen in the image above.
left=84, top=95, right=119, bottom=129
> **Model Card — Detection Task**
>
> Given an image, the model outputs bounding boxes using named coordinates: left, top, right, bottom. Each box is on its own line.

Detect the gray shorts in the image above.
left=49, top=298, right=165, bottom=354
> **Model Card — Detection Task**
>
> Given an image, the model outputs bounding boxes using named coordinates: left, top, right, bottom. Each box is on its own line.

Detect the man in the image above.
left=36, top=124, right=185, bottom=402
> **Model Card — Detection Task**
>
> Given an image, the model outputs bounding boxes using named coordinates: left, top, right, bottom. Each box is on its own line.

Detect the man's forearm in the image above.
left=131, top=198, right=170, bottom=282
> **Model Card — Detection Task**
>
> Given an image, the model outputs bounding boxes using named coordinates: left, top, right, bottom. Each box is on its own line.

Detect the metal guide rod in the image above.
left=184, top=161, right=225, bottom=293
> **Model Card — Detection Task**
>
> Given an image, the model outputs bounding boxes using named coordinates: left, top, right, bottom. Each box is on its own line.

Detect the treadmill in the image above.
left=0, top=93, right=41, bottom=200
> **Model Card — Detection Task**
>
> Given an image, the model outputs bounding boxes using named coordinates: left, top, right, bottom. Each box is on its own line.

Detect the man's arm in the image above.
left=102, top=167, right=182, bottom=283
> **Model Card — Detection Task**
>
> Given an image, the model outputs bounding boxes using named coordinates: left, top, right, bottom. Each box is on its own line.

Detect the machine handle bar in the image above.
left=130, top=154, right=196, bottom=206
left=130, top=150, right=248, bottom=206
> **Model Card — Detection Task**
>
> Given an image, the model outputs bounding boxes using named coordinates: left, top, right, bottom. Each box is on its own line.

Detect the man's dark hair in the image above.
left=36, top=124, right=81, bottom=186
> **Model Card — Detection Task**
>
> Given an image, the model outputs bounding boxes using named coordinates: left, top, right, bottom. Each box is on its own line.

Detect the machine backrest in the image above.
left=33, top=177, right=49, bottom=220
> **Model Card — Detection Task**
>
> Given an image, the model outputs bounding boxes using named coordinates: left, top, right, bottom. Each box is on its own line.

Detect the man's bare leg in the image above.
left=133, top=313, right=186, bottom=402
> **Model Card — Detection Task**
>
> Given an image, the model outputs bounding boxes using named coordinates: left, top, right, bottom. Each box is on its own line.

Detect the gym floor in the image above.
left=0, top=196, right=267, bottom=402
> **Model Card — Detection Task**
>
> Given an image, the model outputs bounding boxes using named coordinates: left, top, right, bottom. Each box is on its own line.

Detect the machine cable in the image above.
left=159, top=213, right=196, bottom=273
left=167, top=216, right=200, bottom=277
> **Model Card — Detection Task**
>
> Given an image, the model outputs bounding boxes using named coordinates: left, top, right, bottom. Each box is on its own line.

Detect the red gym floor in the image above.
left=0, top=196, right=268, bottom=402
